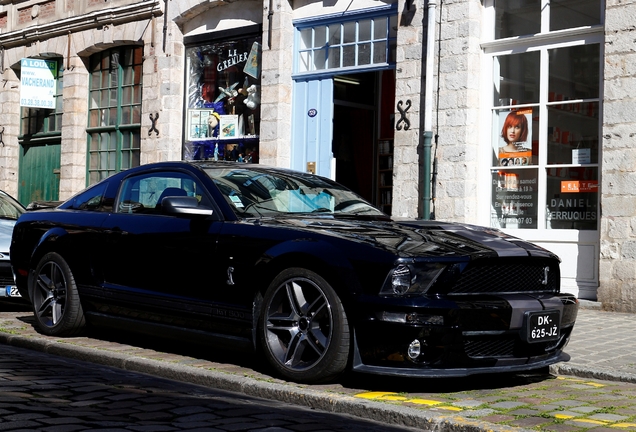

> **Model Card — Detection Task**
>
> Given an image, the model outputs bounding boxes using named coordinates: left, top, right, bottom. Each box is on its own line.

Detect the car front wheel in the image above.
left=30, top=252, right=85, bottom=336
left=258, top=268, right=350, bottom=383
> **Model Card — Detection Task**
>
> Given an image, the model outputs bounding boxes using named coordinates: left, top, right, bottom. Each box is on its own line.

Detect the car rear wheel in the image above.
left=258, top=268, right=350, bottom=383
left=30, top=252, right=85, bottom=336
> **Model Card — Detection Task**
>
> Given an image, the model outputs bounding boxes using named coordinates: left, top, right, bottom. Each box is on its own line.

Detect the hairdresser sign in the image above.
left=20, top=58, right=58, bottom=108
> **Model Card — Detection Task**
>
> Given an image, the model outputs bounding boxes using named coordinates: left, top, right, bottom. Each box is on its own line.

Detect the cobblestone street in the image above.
left=0, top=307, right=635, bottom=431
left=0, top=343, right=420, bottom=431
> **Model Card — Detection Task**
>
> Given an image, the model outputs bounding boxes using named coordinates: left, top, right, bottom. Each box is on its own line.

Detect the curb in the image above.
left=551, top=363, right=636, bottom=384
left=0, top=331, right=530, bottom=432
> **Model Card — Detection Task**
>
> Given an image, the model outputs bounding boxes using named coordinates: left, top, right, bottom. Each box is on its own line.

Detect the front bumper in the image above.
left=351, top=293, right=578, bottom=377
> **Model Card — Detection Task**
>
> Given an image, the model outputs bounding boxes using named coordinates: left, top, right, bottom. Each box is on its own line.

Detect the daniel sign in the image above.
left=20, top=58, right=58, bottom=108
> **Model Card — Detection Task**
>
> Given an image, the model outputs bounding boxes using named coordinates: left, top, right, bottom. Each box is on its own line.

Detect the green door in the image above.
left=18, top=140, right=61, bottom=205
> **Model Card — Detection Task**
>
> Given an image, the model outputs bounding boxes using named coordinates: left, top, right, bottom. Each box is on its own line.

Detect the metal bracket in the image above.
left=149, top=113, right=159, bottom=136
left=396, top=99, right=411, bottom=131
left=0, top=127, right=4, bottom=147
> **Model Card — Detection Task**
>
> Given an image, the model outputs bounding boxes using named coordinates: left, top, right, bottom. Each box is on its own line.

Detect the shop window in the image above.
left=87, top=46, right=143, bottom=184
left=183, top=33, right=262, bottom=163
left=488, top=1, right=602, bottom=231
left=296, top=13, right=397, bottom=74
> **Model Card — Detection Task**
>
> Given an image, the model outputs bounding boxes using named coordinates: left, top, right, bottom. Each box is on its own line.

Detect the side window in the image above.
left=116, top=172, right=210, bottom=214
left=70, top=183, right=108, bottom=211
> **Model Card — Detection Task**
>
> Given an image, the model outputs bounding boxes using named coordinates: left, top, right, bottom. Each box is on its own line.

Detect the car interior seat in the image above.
left=156, top=187, right=188, bottom=209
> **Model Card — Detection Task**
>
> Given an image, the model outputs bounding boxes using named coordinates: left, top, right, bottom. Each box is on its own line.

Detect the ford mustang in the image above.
left=10, top=161, right=578, bottom=383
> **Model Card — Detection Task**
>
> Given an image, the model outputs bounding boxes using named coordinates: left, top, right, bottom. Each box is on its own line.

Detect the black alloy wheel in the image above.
left=30, top=252, right=85, bottom=336
left=258, top=268, right=350, bottom=383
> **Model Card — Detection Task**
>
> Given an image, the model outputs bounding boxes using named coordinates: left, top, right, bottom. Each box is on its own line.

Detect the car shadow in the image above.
left=14, top=313, right=556, bottom=394
left=340, top=368, right=555, bottom=394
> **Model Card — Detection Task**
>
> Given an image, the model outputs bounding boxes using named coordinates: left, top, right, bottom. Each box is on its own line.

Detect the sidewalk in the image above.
left=0, top=302, right=634, bottom=432
left=552, top=301, right=636, bottom=383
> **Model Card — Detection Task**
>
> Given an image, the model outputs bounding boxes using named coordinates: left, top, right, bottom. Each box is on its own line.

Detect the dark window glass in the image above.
left=551, top=0, right=601, bottom=31
left=495, top=0, right=541, bottom=39
left=494, top=51, right=540, bottom=106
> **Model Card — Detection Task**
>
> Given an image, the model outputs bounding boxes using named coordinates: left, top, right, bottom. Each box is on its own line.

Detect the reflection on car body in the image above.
left=10, top=161, right=578, bottom=383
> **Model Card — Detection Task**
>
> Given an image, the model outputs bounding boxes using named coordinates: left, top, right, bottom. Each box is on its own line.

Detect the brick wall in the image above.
left=17, top=6, right=31, bottom=24
left=40, top=0, right=56, bottom=19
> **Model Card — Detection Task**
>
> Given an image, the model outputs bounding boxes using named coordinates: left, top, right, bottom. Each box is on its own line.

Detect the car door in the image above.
left=99, top=169, right=224, bottom=330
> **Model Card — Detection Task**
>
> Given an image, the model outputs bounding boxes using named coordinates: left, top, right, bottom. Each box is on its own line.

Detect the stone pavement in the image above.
left=0, top=302, right=635, bottom=431
left=0, top=344, right=423, bottom=432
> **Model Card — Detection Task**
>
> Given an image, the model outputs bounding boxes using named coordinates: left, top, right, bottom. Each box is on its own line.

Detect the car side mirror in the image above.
left=161, top=196, right=214, bottom=217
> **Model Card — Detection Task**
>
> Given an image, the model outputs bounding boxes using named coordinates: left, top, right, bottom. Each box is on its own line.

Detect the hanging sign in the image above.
left=20, top=58, right=57, bottom=108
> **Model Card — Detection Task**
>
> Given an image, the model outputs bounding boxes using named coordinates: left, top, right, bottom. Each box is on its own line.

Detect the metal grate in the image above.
left=446, top=260, right=558, bottom=295
left=464, top=337, right=516, bottom=358
left=0, top=275, right=14, bottom=287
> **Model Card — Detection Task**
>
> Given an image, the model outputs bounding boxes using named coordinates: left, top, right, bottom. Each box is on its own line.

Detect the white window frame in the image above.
left=478, top=0, right=604, bottom=243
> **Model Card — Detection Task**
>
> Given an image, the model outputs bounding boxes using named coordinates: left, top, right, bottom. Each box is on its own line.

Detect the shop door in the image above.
left=18, top=141, right=61, bottom=205
left=291, top=78, right=334, bottom=177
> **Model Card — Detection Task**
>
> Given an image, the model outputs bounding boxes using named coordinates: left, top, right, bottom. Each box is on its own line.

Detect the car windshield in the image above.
left=0, top=192, right=25, bottom=221
left=203, top=166, right=387, bottom=218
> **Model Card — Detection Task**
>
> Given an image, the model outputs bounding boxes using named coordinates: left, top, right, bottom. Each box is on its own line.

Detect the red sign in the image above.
left=561, top=181, right=598, bottom=193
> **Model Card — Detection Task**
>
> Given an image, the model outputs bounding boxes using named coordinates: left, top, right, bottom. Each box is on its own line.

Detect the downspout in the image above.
left=163, top=0, right=169, bottom=53
left=422, top=0, right=437, bottom=219
left=267, top=0, right=274, bottom=49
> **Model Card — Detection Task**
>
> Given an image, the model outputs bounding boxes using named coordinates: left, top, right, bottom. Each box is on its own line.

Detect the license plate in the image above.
left=5, top=286, right=21, bottom=298
left=524, top=310, right=560, bottom=343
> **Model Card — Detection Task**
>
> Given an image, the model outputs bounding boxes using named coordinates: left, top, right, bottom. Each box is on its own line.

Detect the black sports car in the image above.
left=10, top=161, right=578, bottom=383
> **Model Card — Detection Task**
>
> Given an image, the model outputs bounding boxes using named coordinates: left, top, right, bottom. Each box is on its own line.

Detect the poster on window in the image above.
left=497, top=108, right=533, bottom=166
left=20, top=58, right=58, bottom=108
left=491, top=169, right=538, bottom=229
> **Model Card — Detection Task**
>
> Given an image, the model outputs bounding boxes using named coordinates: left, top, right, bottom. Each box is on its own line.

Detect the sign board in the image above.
left=20, top=58, right=57, bottom=108
left=561, top=180, right=599, bottom=193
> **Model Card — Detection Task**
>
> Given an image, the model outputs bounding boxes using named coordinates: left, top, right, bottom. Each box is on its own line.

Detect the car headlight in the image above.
left=380, top=263, right=446, bottom=296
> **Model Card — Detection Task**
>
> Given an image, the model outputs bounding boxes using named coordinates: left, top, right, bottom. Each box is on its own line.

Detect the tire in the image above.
left=30, top=252, right=86, bottom=336
left=258, top=268, right=350, bottom=383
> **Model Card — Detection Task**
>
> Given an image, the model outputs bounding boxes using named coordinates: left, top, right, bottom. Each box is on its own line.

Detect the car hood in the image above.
left=0, top=219, right=15, bottom=255
left=256, top=216, right=557, bottom=260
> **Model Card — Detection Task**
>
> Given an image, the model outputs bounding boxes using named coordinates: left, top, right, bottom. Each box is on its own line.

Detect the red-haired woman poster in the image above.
left=498, top=109, right=532, bottom=166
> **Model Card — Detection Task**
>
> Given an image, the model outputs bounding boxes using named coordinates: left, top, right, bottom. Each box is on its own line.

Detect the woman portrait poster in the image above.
left=497, top=109, right=533, bottom=166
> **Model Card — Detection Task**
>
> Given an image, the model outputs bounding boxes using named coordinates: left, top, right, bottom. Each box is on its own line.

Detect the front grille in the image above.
left=0, top=275, right=14, bottom=286
left=0, top=263, right=13, bottom=286
left=444, top=259, right=558, bottom=295
left=464, top=327, right=571, bottom=360
left=464, top=337, right=515, bottom=358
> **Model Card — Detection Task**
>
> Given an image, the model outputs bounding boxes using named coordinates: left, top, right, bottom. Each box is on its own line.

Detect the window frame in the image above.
left=293, top=4, right=398, bottom=79
left=86, top=46, right=143, bottom=185
left=479, top=0, right=604, bottom=237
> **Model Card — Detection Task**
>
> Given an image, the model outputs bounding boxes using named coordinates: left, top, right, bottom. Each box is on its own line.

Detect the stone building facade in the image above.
left=0, top=0, right=634, bottom=311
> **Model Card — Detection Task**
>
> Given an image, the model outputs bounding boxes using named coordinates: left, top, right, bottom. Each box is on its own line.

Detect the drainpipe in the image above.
left=163, top=0, right=169, bottom=54
left=422, top=0, right=437, bottom=219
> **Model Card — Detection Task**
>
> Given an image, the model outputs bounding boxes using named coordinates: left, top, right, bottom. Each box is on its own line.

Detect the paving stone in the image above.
left=489, top=401, right=527, bottom=409
left=589, top=413, right=629, bottom=422
left=510, top=417, right=554, bottom=428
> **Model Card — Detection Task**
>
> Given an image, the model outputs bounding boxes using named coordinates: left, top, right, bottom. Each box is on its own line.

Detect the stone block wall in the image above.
left=424, top=0, right=481, bottom=223
left=598, top=0, right=636, bottom=312
left=392, top=0, right=424, bottom=219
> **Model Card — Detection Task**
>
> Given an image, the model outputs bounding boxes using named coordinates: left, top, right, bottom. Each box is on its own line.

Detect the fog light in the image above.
left=407, top=339, right=421, bottom=359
